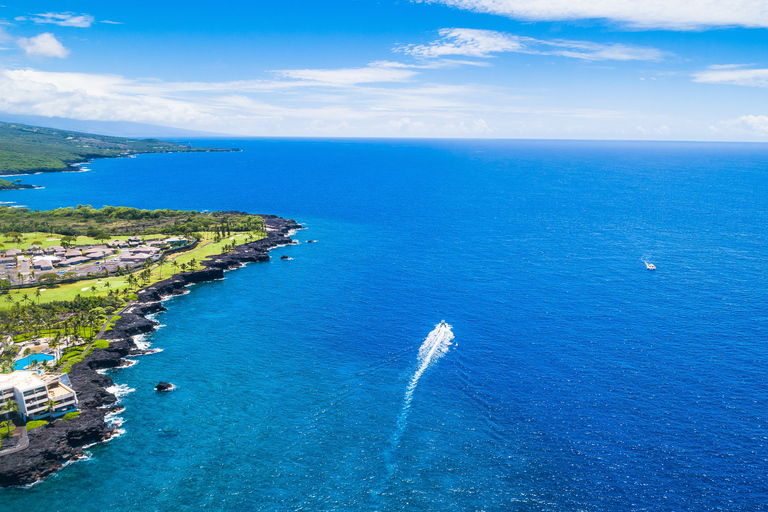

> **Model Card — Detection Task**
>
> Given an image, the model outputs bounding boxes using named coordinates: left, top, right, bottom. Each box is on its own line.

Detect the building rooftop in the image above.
left=0, top=371, right=58, bottom=392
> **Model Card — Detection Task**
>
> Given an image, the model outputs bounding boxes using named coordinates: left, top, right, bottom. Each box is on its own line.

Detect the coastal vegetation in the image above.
left=0, top=178, right=35, bottom=191
left=0, top=205, right=268, bottom=374
left=0, top=121, right=237, bottom=174
left=0, top=204, right=264, bottom=238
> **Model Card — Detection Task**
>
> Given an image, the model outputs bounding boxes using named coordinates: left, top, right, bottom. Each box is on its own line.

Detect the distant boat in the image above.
left=643, top=260, right=656, bottom=270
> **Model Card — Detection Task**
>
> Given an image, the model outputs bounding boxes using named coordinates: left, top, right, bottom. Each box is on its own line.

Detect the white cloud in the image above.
left=400, top=28, right=526, bottom=58
left=713, top=115, right=768, bottom=135
left=398, top=28, right=665, bottom=61
left=417, top=0, right=768, bottom=29
left=16, top=33, right=69, bottom=58
left=275, top=64, right=417, bottom=85
left=0, top=66, right=667, bottom=138
left=693, top=66, right=768, bottom=87
left=17, top=12, right=95, bottom=28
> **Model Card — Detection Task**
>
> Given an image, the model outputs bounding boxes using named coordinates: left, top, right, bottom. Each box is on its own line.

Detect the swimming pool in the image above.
left=14, top=353, right=55, bottom=371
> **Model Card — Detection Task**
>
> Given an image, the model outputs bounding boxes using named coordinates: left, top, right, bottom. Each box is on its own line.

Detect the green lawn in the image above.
left=0, top=231, right=166, bottom=250
left=0, top=232, right=263, bottom=308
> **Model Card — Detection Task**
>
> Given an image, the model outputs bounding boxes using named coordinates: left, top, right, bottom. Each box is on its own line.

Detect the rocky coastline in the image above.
left=0, top=214, right=302, bottom=487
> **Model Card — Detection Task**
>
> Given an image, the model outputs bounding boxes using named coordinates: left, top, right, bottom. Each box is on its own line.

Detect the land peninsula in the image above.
left=0, top=205, right=302, bottom=486
left=0, top=121, right=237, bottom=175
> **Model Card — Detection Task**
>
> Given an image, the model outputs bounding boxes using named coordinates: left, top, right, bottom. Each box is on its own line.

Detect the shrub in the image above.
left=26, top=420, right=48, bottom=431
left=62, top=411, right=80, bottom=421
left=92, top=339, right=109, bottom=349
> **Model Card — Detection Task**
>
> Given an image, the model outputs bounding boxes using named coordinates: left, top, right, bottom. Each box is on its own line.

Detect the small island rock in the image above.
left=155, top=382, right=174, bottom=392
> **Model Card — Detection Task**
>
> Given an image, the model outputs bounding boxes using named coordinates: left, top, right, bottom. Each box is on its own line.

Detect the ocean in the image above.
left=0, top=139, right=766, bottom=511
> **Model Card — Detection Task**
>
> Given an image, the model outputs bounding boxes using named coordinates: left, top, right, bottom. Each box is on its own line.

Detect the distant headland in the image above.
left=0, top=121, right=238, bottom=176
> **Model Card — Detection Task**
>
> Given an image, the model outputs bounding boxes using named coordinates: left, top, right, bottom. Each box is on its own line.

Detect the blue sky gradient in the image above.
left=1, top=1, right=767, bottom=140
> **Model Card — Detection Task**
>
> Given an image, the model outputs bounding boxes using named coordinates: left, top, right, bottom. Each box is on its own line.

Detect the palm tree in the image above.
left=34, top=288, right=41, bottom=305
left=1, top=398, right=19, bottom=421
left=171, top=260, right=179, bottom=274
left=45, top=399, right=58, bottom=421
left=0, top=419, right=13, bottom=437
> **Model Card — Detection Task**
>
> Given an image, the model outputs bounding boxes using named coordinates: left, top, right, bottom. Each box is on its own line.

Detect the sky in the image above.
left=0, top=0, right=767, bottom=140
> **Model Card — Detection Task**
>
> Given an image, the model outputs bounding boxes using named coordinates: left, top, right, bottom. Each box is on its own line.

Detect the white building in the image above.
left=17, top=256, right=30, bottom=275
left=0, top=371, right=78, bottom=421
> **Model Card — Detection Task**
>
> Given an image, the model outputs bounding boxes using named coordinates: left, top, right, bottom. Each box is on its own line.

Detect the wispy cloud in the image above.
left=711, top=115, right=768, bottom=136
left=15, top=12, right=95, bottom=28
left=275, top=63, right=418, bottom=86
left=398, top=28, right=666, bottom=61
left=16, top=33, right=69, bottom=58
left=0, top=65, right=637, bottom=137
left=693, top=65, right=768, bottom=88
left=416, top=0, right=768, bottom=29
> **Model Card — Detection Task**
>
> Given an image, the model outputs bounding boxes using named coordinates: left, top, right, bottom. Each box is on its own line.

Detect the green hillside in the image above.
left=0, top=121, right=235, bottom=174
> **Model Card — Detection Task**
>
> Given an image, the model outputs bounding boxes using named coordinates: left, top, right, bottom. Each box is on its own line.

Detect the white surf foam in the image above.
left=104, top=384, right=135, bottom=404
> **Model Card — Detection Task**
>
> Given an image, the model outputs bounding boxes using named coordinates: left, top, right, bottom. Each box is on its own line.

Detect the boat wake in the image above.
left=375, top=321, right=454, bottom=496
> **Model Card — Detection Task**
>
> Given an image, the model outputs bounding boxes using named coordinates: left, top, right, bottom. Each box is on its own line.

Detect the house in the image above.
left=127, top=236, right=142, bottom=246
left=0, top=371, right=78, bottom=422
left=26, top=245, right=42, bottom=252
left=64, top=249, right=82, bottom=258
left=32, top=257, right=56, bottom=271
left=84, top=250, right=110, bottom=260
left=165, top=236, right=189, bottom=247
left=5, top=249, right=22, bottom=256
left=107, top=240, right=129, bottom=249
left=119, top=253, right=152, bottom=265
left=45, top=245, right=65, bottom=254
left=60, top=256, right=89, bottom=266
left=133, top=245, right=160, bottom=255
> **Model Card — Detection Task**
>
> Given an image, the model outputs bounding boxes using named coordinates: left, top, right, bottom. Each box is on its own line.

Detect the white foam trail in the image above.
left=377, top=321, right=454, bottom=495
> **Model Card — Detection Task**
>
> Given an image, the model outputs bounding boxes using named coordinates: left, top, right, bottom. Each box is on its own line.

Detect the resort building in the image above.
left=59, top=256, right=90, bottom=267
left=165, top=237, right=190, bottom=248
left=0, top=371, right=78, bottom=421
left=107, top=240, right=129, bottom=249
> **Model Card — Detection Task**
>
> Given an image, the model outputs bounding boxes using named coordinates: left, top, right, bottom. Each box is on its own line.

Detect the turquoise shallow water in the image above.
left=1, top=139, right=767, bottom=511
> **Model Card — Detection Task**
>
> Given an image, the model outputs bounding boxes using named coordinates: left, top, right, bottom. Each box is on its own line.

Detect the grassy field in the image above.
left=0, top=231, right=166, bottom=250
left=0, top=233, right=259, bottom=307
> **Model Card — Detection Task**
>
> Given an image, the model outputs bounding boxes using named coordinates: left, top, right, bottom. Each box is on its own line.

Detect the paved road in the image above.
left=0, top=425, right=28, bottom=457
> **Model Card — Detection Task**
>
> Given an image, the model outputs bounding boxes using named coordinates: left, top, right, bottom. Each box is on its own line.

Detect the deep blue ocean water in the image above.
left=0, top=139, right=767, bottom=511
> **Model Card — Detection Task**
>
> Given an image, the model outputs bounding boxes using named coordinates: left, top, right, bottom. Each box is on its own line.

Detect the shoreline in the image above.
left=0, top=214, right=303, bottom=487
left=0, top=147, right=242, bottom=177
